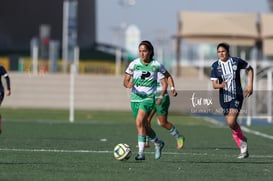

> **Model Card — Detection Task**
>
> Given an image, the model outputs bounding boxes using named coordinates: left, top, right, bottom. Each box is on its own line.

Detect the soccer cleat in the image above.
left=155, top=141, right=165, bottom=160
left=238, top=152, right=249, bottom=159
left=238, top=140, right=249, bottom=159
left=135, top=153, right=145, bottom=160
left=176, top=136, right=185, bottom=149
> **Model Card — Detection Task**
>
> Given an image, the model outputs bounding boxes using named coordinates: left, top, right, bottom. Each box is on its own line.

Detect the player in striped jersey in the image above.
left=210, top=42, right=253, bottom=159
left=0, top=64, right=11, bottom=135
left=123, top=40, right=173, bottom=160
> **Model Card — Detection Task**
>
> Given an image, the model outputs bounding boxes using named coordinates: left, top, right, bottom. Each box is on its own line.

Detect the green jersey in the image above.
left=125, top=58, right=167, bottom=102
left=155, top=72, right=169, bottom=97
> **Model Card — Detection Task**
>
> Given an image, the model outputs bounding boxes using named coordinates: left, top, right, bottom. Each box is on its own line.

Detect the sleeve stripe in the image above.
left=246, top=64, right=250, bottom=69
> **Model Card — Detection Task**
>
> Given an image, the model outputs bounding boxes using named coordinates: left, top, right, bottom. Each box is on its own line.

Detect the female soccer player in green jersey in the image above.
left=145, top=73, right=185, bottom=150
left=123, top=40, right=175, bottom=160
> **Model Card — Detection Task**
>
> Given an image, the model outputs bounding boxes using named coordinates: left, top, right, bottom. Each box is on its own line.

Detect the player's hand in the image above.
left=127, top=81, right=133, bottom=88
left=170, top=87, right=177, bottom=97
left=5, top=90, right=11, bottom=96
left=245, top=85, right=253, bottom=97
left=219, top=81, right=227, bottom=88
left=156, top=97, right=163, bottom=105
left=171, top=89, right=178, bottom=97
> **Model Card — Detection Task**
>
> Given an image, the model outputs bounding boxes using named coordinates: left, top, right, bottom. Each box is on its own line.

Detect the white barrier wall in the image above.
left=3, top=73, right=209, bottom=111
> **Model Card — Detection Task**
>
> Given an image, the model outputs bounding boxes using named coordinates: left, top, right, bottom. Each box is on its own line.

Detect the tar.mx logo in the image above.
left=190, top=92, right=213, bottom=108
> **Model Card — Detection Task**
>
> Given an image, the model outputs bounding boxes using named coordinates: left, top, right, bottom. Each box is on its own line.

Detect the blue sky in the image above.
left=97, top=0, right=270, bottom=48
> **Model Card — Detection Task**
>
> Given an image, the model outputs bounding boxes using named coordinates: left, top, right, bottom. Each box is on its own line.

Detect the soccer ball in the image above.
left=113, top=143, right=132, bottom=161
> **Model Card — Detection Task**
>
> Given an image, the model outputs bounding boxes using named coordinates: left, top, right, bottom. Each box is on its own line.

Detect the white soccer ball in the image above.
left=113, top=143, right=132, bottom=161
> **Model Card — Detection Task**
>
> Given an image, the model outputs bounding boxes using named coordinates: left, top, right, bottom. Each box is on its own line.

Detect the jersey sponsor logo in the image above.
left=134, top=71, right=154, bottom=87
left=134, top=78, right=154, bottom=87
left=141, top=71, right=151, bottom=79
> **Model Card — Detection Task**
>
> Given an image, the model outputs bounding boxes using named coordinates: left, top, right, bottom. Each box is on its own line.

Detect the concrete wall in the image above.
left=3, top=73, right=210, bottom=111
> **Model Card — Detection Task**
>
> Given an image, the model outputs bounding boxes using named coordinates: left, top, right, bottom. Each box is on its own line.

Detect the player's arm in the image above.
left=163, top=71, right=177, bottom=97
left=156, top=78, right=167, bottom=105
left=211, top=79, right=226, bottom=89
left=245, top=66, right=254, bottom=97
left=1, top=67, right=11, bottom=97
left=210, top=64, right=226, bottom=89
left=123, top=73, right=133, bottom=88
left=4, top=75, right=11, bottom=96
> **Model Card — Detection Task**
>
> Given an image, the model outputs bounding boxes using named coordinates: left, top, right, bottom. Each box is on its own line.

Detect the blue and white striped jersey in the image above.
left=210, top=57, right=249, bottom=103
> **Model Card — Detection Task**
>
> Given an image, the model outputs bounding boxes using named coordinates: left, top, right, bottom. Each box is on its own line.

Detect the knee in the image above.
left=158, top=119, right=169, bottom=128
left=225, top=113, right=239, bottom=129
left=228, top=123, right=236, bottom=129
left=227, top=119, right=238, bottom=129
left=135, top=120, right=143, bottom=128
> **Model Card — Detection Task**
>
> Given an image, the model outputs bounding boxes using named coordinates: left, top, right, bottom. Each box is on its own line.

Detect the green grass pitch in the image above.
left=0, top=108, right=272, bottom=181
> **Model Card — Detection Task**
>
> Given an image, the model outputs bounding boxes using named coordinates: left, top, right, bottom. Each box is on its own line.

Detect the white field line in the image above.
left=0, top=148, right=201, bottom=155
left=2, top=118, right=272, bottom=158
left=241, top=126, right=273, bottom=140
left=197, top=116, right=273, bottom=141
left=0, top=148, right=273, bottom=158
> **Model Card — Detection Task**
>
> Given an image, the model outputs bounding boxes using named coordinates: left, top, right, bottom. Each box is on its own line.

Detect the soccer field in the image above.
left=0, top=108, right=272, bottom=181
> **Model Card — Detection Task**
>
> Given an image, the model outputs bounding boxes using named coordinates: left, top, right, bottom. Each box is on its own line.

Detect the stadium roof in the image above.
left=173, top=11, right=273, bottom=56
left=261, top=13, right=273, bottom=56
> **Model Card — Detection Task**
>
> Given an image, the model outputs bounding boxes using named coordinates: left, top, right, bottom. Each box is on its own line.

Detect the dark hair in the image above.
left=217, top=42, right=230, bottom=54
left=139, top=40, right=154, bottom=59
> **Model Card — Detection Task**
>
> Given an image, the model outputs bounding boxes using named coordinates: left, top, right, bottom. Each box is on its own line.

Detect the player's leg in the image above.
left=135, top=107, right=156, bottom=149
left=143, top=98, right=165, bottom=160
left=135, top=109, right=147, bottom=160
left=156, top=96, right=185, bottom=149
left=225, top=109, right=243, bottom=146
left=157, top=115, right=185, bottom=149
left=145, top=109, right=157, bottom=148
left=146, top=126, right=164, bottom=160
left=131, top=102, right=146, bottom=160
left=225, top=107, right=248, bottom=159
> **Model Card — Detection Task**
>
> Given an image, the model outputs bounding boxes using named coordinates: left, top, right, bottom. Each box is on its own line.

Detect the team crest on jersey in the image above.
left=135, top=66, right=140, bottom=70
left=234, top=100, right=239, bottom=108
left=232, top=65, right=237, bottom=71
left=152, top=65, right=157, bottom=72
